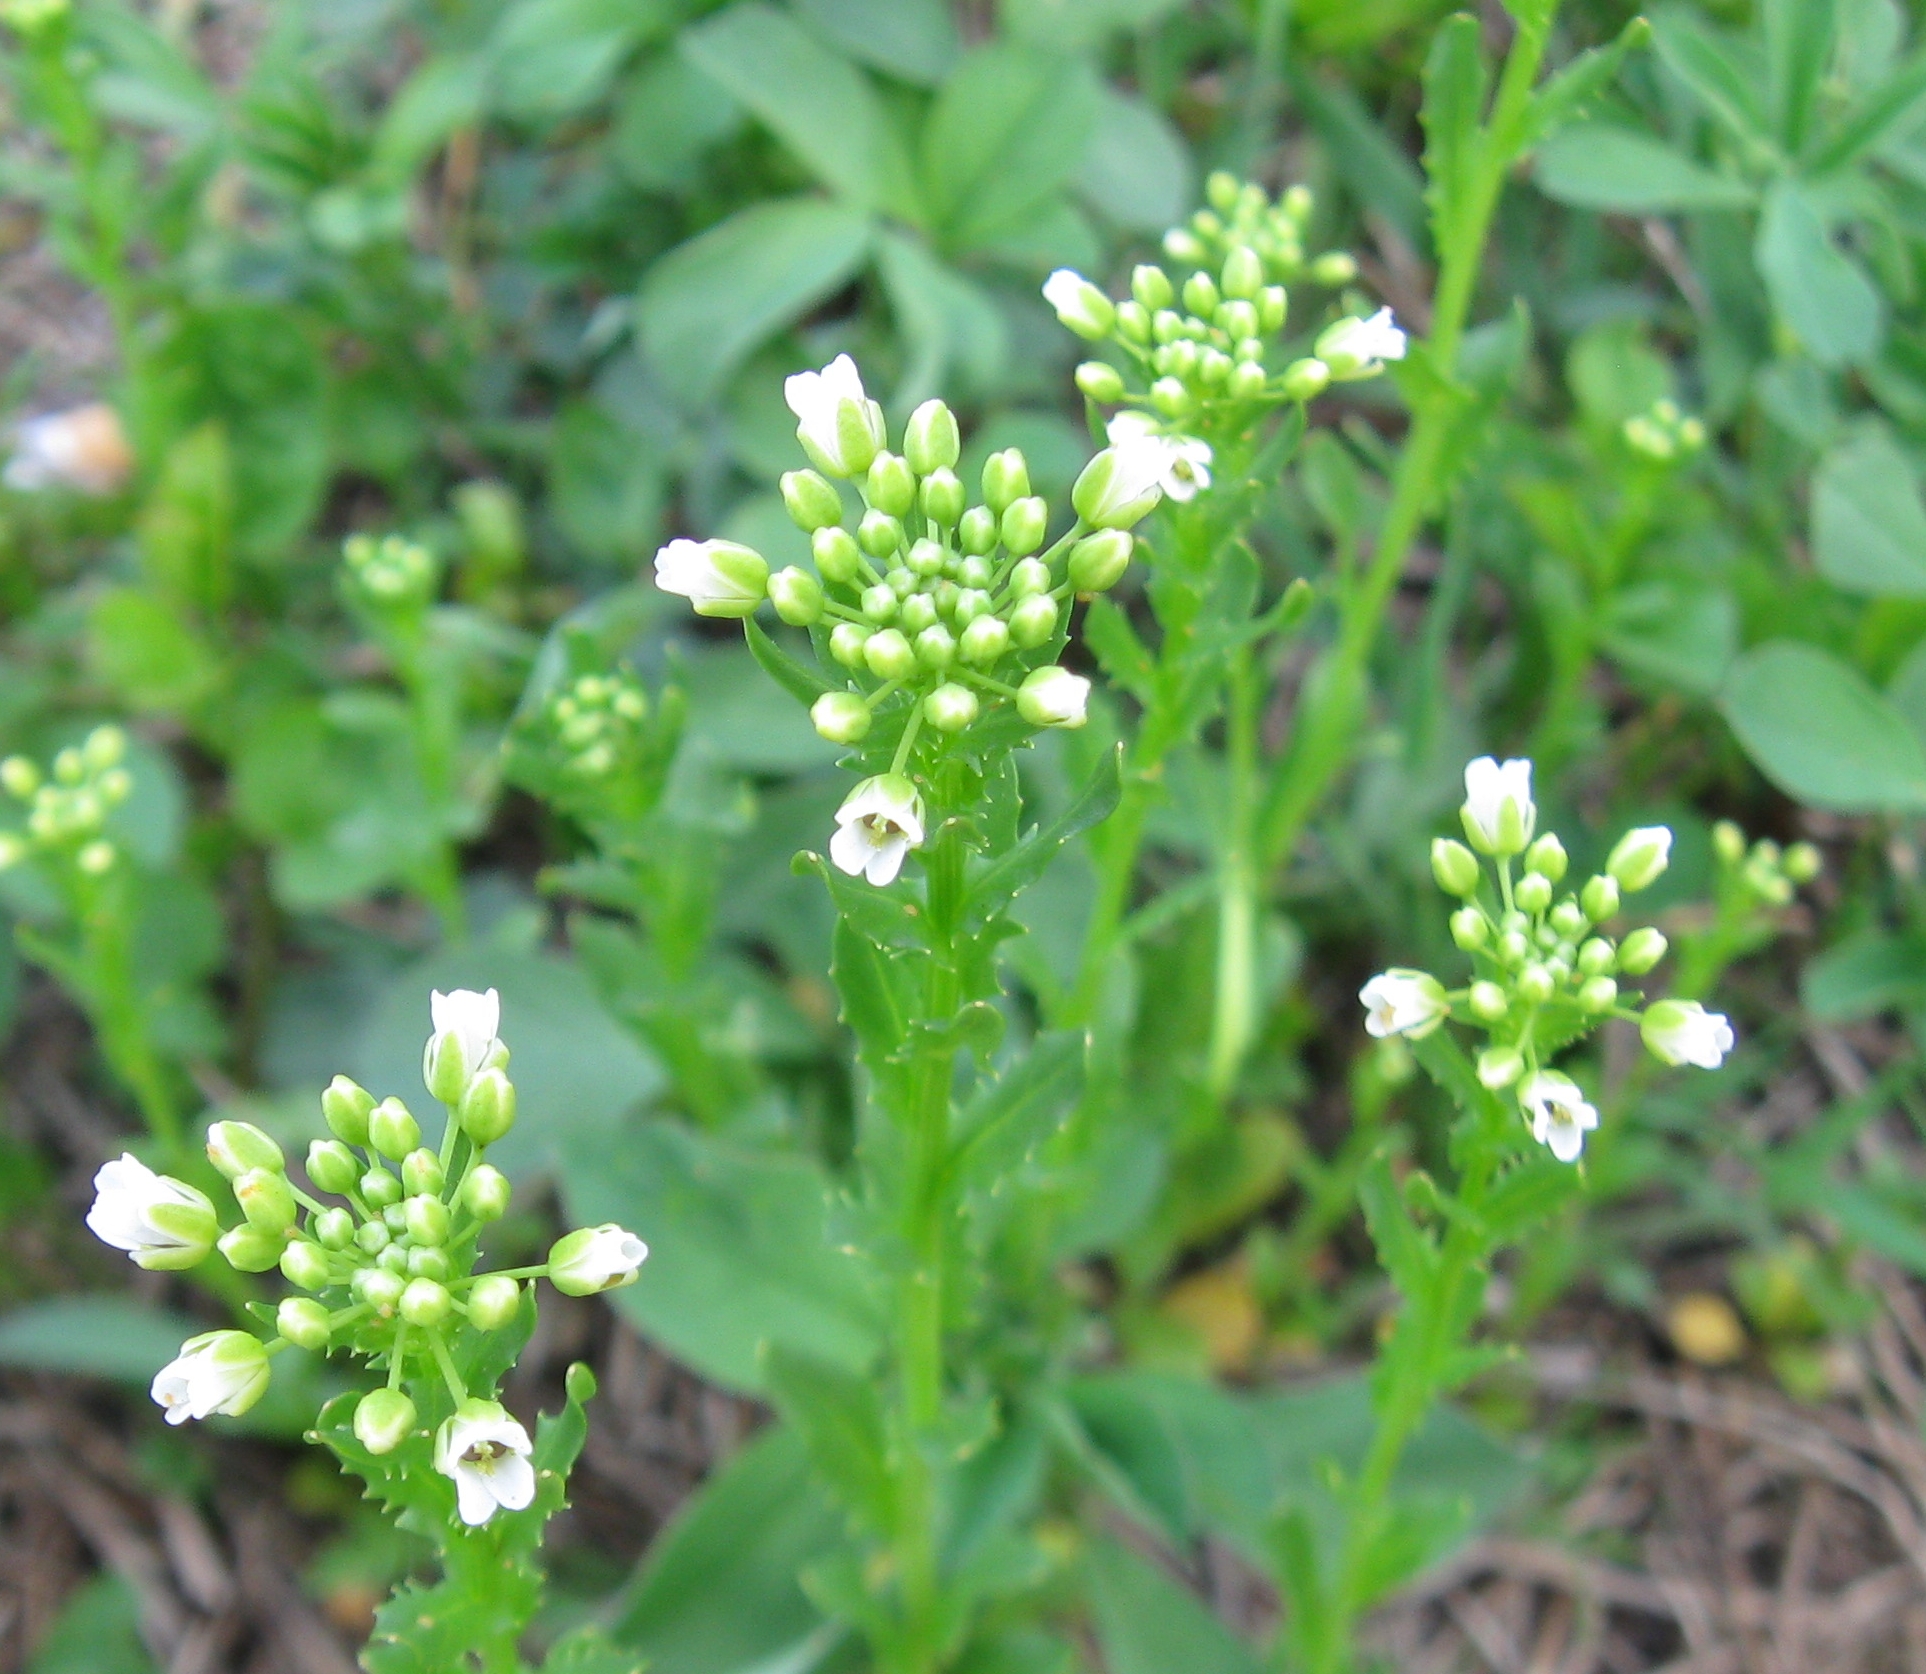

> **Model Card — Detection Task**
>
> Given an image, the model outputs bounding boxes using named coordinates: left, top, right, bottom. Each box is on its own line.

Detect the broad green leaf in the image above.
left=1600, top=581, right=1737, bottom=694
left=550, top=399, right=668, bottom=565
left=1721, top=641, right=1926, bottom=812
left=762, top=1343, right=893, bottom=1529
left=1765, top=0, right=1837, bottom=154
left=1534, top=125, right=1755, bottom=212
left=610, top=51, right=741, bottom=191
left=794, top=0, right=957, bottom=83
left=370, top=53, right=485, bottom=181
left=0, top=1296, right=200, bottom=1384
left=922, top=44, right=1100, bottom=251
left=1756, top=181, right=1883, bottom=367
left=1650, top=6, right=1771, bottom=145
left=614, top=1426, right=841, bottom=1674
left=27, top=1575, right=156, bottom=1674
left=680, top=4, right=917, bottom=217
left=1811, top=426, right=1926, bottom=597
left=876, top=231, right=1011, bottom=405
left=485, top=0, right=668, bottom=122
left=1803, top=929, right=1926, bottom=1019
left=567, top=1120, right=881, bottom=1393
left=638, top=199, right=873, bottom=403
left=1001, top=0, right=1186, bottom=47
left=1086, top=1539, right=1263, bottom=1674
left=87, top=587, right=224, bottom=716
left=1075, top=88, right=1192, bottom=234
left=1420, top=13, right=1490, bottom=251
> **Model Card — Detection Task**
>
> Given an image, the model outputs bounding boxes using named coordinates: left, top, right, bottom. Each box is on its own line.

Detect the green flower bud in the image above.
left=829, top=623, right=871, bottom=668
left=887, top=563, right=917, bottom=596
left=924, top=683, right=979, bottom=732
left=904, top=400, right=961, bottom=474
left=306, top=1140, right=359, bottom=1197
left=206, top=1121, right=284, bottom=1181
left=1009, top=594, right=1059, bottom=649
left=1712, top=820, right=1746, bottom=865
left=1151, top=377, right=1191, bottom=417
left=1580, top=874, right=1621, bottom=922
left=463, top=1163, right=511, bottom=1222
left=1217, top=298, right=1260, bottom=341
left=780, top=469, right=843, bottom=532
left=1496, top=930, right=1530, bottom=965
left=1469, top=981, right=1509, bottom=1022
left=458, top=1067, right=516, bottom=1146
left=1131, top=265, right=1174, bottom=312
left=368, top=1097, right=419, bottom=1161
left=769, top=566, right=824, bottom=627
left=353, top=1388, right=417, bottom=1455
left=1076, top=361, right=1126, bottom=404
left=1783, top=841, right=1821, bottom=883
left=811, top=691, right=872, bottom=745
left=915, top=624, right=957, bottom=671
left=1001, top=497, right=1048, bottom=556
left=468, top=1275, right=523, bottom=1331
left=860, top=582, right=897, bottom=622
left=399, top=1278, right=452, bottom=1328
left=866, top=452, right=915, bottom=519
left=401, top=1148, right=444, bottom=1197
left=1221, top=245, right=1263, bottom=300
left=0, top=755, right=37, bottom=800
left=280, top=1238, right=332, bottom=1291
left=1517, top=964, right=1555, bottom=1005
left=920, top=467, right=965, bottom=526
left=1515, top=872, right=1552, bottom=914
left=1449, top=907, right=1488, bottom=951
left=1281, top=357, right=1329, bottom=401
left=959, top=506, right=998, bottom=555
left=361, top=1166, right=402, bottom=1208
left=1549, top=901, right=1586, bottom=939
left=858, top=509, right=903, bottom=559
left=353, top=1265, right=406, bottom=1314
left=1579, top=976, right=1618, bottom=1013
left=218, top=1222, right=286, bottom=1273
left=1044, top=269, right=1115, bottom=339
left=355, top=1219, right=390, bottom=1256
left=864, top=629, right=917, bottom=681
left=404, top=1194, right=451, bottom=1247
left=811, top=525, right=862, bottom=585
left=548, top=1224, right=649, bottom=1296
left=236, top=1168, right=296, bottom=1234
left=1257, top=286, right=1288, bottom=335
left=277, top=1297, right=331, bottom=1352
left=1524, top=834, right=1568, bottom=882
left=1181, top=271, right=1221, bottom=317
left=314, top=1206, right=354, bottom=1250
left=1607, top=826, right=1672, bottom=893
left=956, top=554, right=993, bottom=589
left=1228, top=361, right=1269, bottom=400
left=1430, top=838, right=1481, bottom=898
left=1476, top=1047, right=1523, bottom=1089
left=1571, top=939, right=1613, bottom=977
left=1115, top=300, right=1151, bottom=343
left=982, top=450, right=1030, bottom=516
left=900, top=591, right=939, bottom=633
left=1617, top=927, right=1667, bottom=975
left=1068, top=529, right=1133, bottom=593
left=383, top=1201, right=408, bottom=1234
left=408, top=1244, right=450, bottom=1281
left=1197, top=348, right=1232, bottom=386
left=960, top=614, right=1010, bottom=667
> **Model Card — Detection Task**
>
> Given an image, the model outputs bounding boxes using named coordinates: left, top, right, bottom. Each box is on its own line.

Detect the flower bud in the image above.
left=1009, top=594, right=1059, bottom=649
left=218, top=1222, right=285, bottom=1273
left=1115, top=300, right=1152, bottom=343
left=1711, top=820, right=1746, bottom=865
left=361, top=1166, right=402, bottom=1208
left=451, top=1066, right=512, bottom=1148
left=811, top=691, right=872, bottom=745
left=1076, top=361, right=1126, bottom=403
left=1131, top=265, right=1174, bottom=312
left=1221, top=245, right=1263, bottom=300
left=1518, top=964, right=1555, bottom=1005
left=1579, top=976, right=1618, bottom=1013
left=236, top=1168, right=296, bottom=1234
left=1495, top=930, right=1529, bottom=966
left=1476, top=1047, right=1523, bottom=1089
left=1617, top=927, right=1667, bottom=975
left=1514, top=872, right=1552, bottom=914
left=548, top=1224, right=649, bottom=1295
left=77, top=840, right=115, bottom=875
left=1151, top=377, right=1191, bottom=417
left=354, top=1388, right=417, bottom=1456
left=353, top=1265, right=406, bottom=1314
left=206, top=1121, right=284, bottom=1181
left=1311, top=251, right=1359, bottom=286
left=982, top=450, right=1030, bottom=516
left=652, top=538, right=768, bottom=618
left=408, top=1245, right=450, bottom=1282
left=1783, top=841, right=1821, bottom=883
left=1430, top=838, right=1480, bottom=898
left=401, top=1148, right=444, bottom=1197
left=769, top=567, right=824, bottom=627
left=1068, top=530, right=1133, bottom=593
left=915, top=625, right=957, bottom=671
left=854, top=629, right=909, bottom=681
left=960, top=615, right=1010, bottom=667
left=958, top=505, right=998, bottom=555
left=780, top=468, right=843, bottom=531
left=468, top=1275, right=523, bottom=1332
left=920, top=467, right=965, bottom=526
left=314, top=1207, right=354, bottom=1250
left=1607, top=825, right=1672, bottom=893
left=1449, top=907, right=1488, bottom=951
left=866, top=452, right=916, bottom=519
left=280, top=1239, right=332, bottom=1291
left=1228, top=361, right=1268, bottom=400
left=1574, top=938, right=1615, bottom=977
left=306, top=1139, right=360, bottom=1196
left=463, top=1163, right=512, bottom=1222
left=404, top=1194, right=451, bottom=1247
left=368, top=1097, right=420, bottom=1160
left=277, top=1298, right=331, bottom=1352
left=954, top=583, right=993, bottom=619
left=356, top=1219, right=391, bottom=1255
left=825, top=626, right=870, bottom=672
left=857, top=509, right=903, bottom=559
left=924, top=683, right=979, bottom=732
left=1018, top=666, right=1090, bottom=729
left=0, top=756, right=38, bottom=800
left=400, top=1278, right=452, bottom=1328
left=1043, top=269, right=1116, bottom=340
left=1524, top=834, right=1568, bottom=882
left=811, top=525, right=862, bottom=586
left=860, top=582, right=897, bottom=622
left=1001, top=497, right=1048, bottom=557
left=1281, top=357, right=1330, bottom=401
left=1580, top=874, right=1620, bottom=921
left=895, top=397, right=957, bottom=473
left=1181, top=271, right=1220, bottom=317
left=1469, top=981, right=1509, bottom=1022
left=1217, top=299, right=1259, bottom=341
left=1550, top=901, right=1587, bottom=938
left=896, top=590, right=936, bottom=633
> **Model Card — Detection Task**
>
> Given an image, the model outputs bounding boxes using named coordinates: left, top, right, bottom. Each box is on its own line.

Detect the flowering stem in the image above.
left=1206, top=645, right=1262, bottom=1098
left=890, top=706, right=925, bottom=779
left=428, top=1328, right=466, bottom=1404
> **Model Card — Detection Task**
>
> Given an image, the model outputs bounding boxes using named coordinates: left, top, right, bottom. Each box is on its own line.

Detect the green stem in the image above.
left=1207, top=647, right=1262, bottom=1097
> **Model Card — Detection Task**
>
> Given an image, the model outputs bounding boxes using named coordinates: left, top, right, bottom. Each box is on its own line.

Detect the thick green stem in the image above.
left=1207, top=648, right=1262, bottom=1097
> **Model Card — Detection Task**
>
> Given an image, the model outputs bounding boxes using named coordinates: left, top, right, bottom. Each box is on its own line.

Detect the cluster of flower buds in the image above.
left=1713, top=819, right=1818, bottom=907
left=654, top=354, right=1192, bottom=885
left=1360, top=757, right=1735, bottom=1164
left=343, top=532, right=439, bottom=618
left=1043, top=172, right=1404, bottom=432
left=543, top=672, right=652, bottom=784
left=1622, top=398, right=1707, bottom=463
left=0, top=724, right=133, bottom=878
left=85, top=990, right=648, bottom=1526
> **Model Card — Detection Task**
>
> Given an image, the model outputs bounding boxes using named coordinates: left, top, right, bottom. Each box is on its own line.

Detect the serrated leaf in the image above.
left=965, top=746, right=1122, bottom=924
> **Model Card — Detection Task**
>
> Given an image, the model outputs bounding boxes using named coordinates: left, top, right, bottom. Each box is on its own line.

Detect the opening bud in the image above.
left=1001, top=497, right=1048, bottom=557
left=1076, top=361, right=1126, bottom=404
left=280, top=1239, right=332, bottom=1291
left=811, top=525, right=862, bottom=585
left=1607, top=825, right=1673, bottom=893
left=904, top=400, right=961, bottom=474
left=982, top=449, right=1030, bottom=516
left=1068, top=530, right=1133, bottom=593
left=548, top=1224, right=649, bottom=1295
left=368, top=1097, right=420, bottom=1161
left=206, top=1121, right=284, bottom=1181
left=1617, top=926, right=1668, bottom=975
left=1430, top=838, right=1480, bottom=897
left=306, top=1139, right=359, bottom=1196
left=1009, top=594, right=1059, bottom=649
left=920, top=468, right=965, bottom=526
left=467, top=1275, right=523, bottom=1332
left=769, top=566, right=824, bottom=627
left=463, top=1163, right=512, bottom=1222
left=236, top=1168, right=296, bottom=1234
left=924, top=683, right=979, bottom=732
left=218, top=1222, right=286, bottom=1273
left=354, top=1388, right=417, bottom=1456
left=780, top=468, right=843, bottom=532
left=277, top=1298, right=331, bottom=1352
left=1580, top=874, right=1621, bottom=922
left=1017, top=666, right=1090, bottom=729
left=458, top=1067, right=517, bottom=1146
left=652, top=538, right=768, bottom=619
left=1043, top=269, right=1116, bottom=340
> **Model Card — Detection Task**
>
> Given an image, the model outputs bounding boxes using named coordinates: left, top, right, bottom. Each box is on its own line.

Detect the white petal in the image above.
left=829, top=822, right=874, bottom=878
left=455, top=1469, right=499, bottom=1526
left=1546, top=1121, right=1584, bottom=1163
left=863, top=834, right=910, bottom=887
left=490, top=1453, right=537, bottom=1513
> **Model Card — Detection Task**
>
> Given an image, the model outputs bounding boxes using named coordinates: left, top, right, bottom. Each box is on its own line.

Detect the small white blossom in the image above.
left=784, top=353, right=886, bottom=477
left=1640, top=1000, right=1734, bottom=1070
left=830, top=774, right=925, bottom=888
left=151, top=1331, right=270, bottom=1425
left=1460, top=756, right=1535, bottom=856
left=1017, top=666, right=1090, bottom=729
left=651, top=538, right=768, bottom=619
left=86, top=1153, right=217, bottom=1271
left=1042, top=269, right=1115, bottom=339
left=1359, top=969, right=1448, bottom=1039
left=4, top=403, right=133, bottom=495
left=1072, top=432, right=1169, bottom=528
left=435, top=1401, right=536, bottom=1527
left=549, top=1223, right=649, bottom=1295
left=1519, top=1071, right=1598, bottom=1164
left=1107, top=412, right=1213, bottom=502
left=424, top=987, right=501, bottom=1103
left=1315, top=307, right=1407, bottom=380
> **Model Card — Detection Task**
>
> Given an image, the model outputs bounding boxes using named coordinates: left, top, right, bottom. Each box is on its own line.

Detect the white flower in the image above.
left=1315, top=307, right=1407, bottom=380
left=651, top=538, right=768, bottom=619
left=423, top=987, right=501, bottom=1103
left=86, top=1153, right=218, bottom=1271
left=1043, top=269, right=1115, bottom=339
left=435, top=1401, right=536, bottom=1527
left=151, top=1331, right=271, bottom=1425
left=1071, top=432, right=1170, bottom=529
left=4, top=403, right=133, bottom=496
left=548, top=1223, right=649, bottom=1295
left=1107, top=412, right=1213, bottom=502
left=1519, top=1071, right=1598, bottom=1164
left=1017, top=666, right=1090, bottom=729
left=784, top=353, right=886, bottom=478
left=829, top=774, right=925, bottom=887
left=1640, top=1000, right=1734, bottom=1070
left=1607, top=825, right=1673, bottom=893
left=1460, top=756, right=1535, bottom=856
left=1359, top=969, right=1448, bottom=1039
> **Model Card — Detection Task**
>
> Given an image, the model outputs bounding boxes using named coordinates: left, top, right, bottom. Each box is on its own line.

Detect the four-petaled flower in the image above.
left=87, top=1153, right=217, bottom=1271
left=651, top=538, right=769, bottom=619
left=1107, top=412, right=1213, bottom=503
left=435, top=1401, right=537, bottom=1527
left=152, top=1331, right=271, bottom=1425
left=1315, top=307, right=1408, bottom=380
left=830, top=774, right=925, bottom=887
left=1460, top=756, right=1535, bottom=856
left=1519, top=1071, right=1598, bottom=1164
left=1641, top=999, right=1735, bottom=1070
left=424, top=987, right=502, bottom=1104
left=1359, top=969, right=1448, bottom=1039
left=784, top=354, right=886, bottom=478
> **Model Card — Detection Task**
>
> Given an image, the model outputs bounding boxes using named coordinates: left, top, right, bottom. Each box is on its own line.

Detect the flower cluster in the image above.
left=654, top=354, right=1179, bottom=885
left=543, top=671, right=652, bottom=784
left=1360, top=756, right=1734, bottom=1163
left=1043, top=172, right=1404, bottom=435
left=86, top=989, right=647, bottom=1525
left=1714, top=819, right=1818, bottom=906
left=343, top=532, right=439, bottom=618
left=1622, top=398, right=1707, bottom=463
left=0, top=724, right=133, bottom=878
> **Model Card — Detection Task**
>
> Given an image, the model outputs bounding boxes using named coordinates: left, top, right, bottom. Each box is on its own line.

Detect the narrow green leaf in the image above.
left=1420, top=14, right=1490, bottom=251
left=744, top=619, right=835, bottom=706
left=1533, top=125, right=1755, bottom=212
left=761, top=1344, right=894, bottom=1531
left=965, top=745, right=1122, bottom=922
left=947, top=1031, right=1086, bottom=1187
left=1809, top=50, right=1926, bottom=172
left=1765, top=0, right=1838, bottom=154
left=1358, top=1150, right=1438, bottom=1296
left=1521, top=17, right=1651, bottom=151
